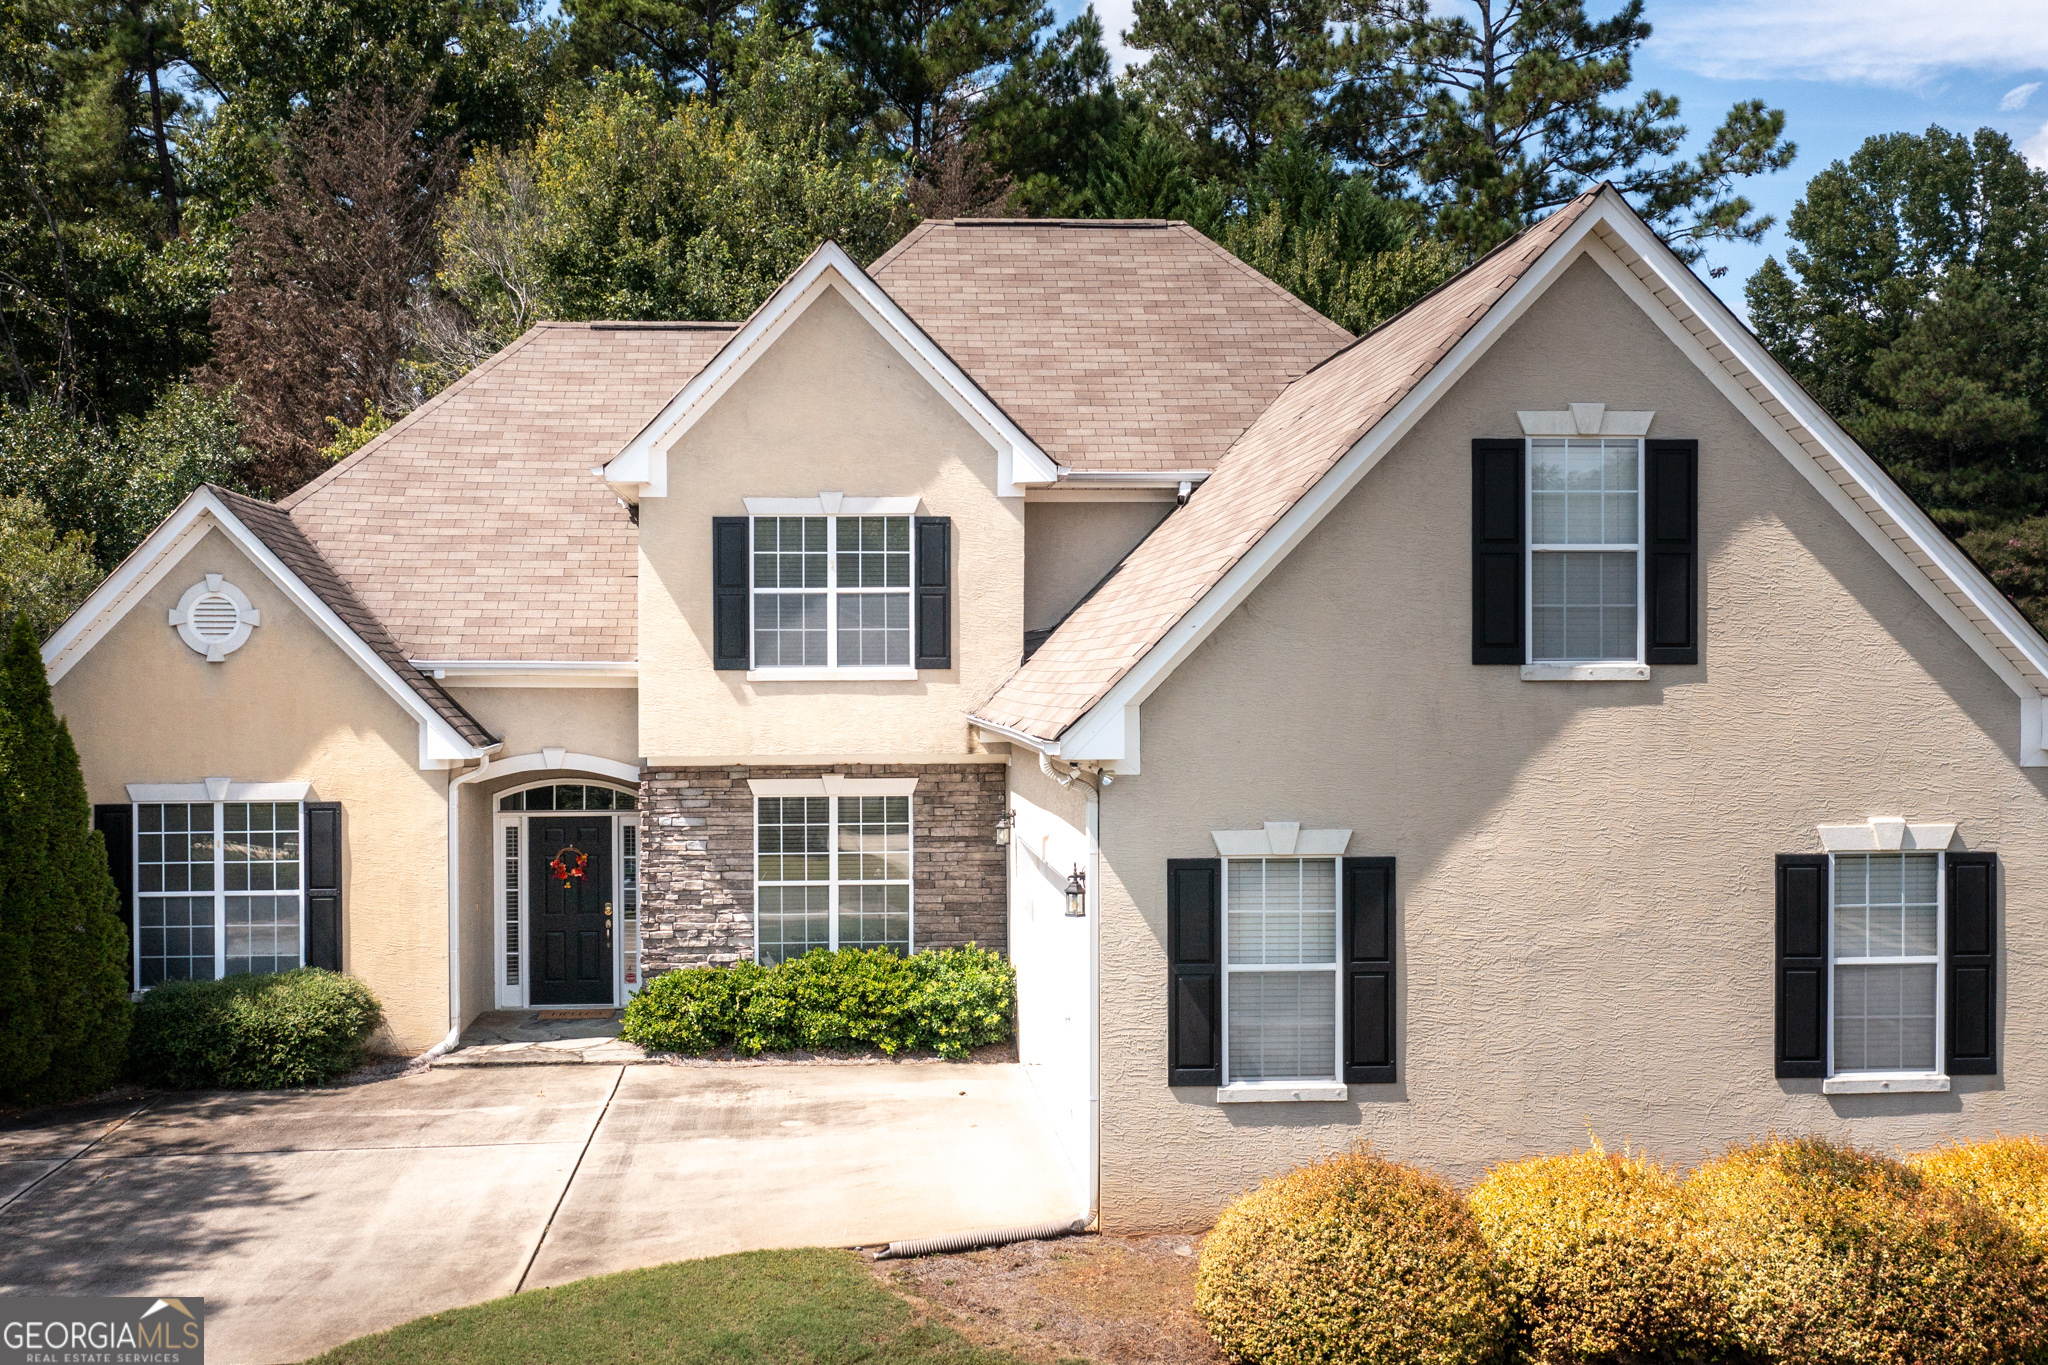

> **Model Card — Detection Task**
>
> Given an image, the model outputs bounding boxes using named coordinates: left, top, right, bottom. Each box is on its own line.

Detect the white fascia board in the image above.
left=602, top=243, right=1059, bottom=500
left=43, top=488, right=490, bottom=769
left=417, top=659, right=639, bottom=690
left=1057, top=204, right=1612, bottom=768
left=969, top=718, right=1061, bottom=756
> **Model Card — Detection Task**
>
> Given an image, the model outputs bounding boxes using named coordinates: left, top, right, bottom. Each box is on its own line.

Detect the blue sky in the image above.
left=1050, top=0, right=2048, bottom=314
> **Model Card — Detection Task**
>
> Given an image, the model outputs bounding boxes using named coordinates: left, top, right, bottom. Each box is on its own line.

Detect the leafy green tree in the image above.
left=1123, top=0, right=1341, bottom=179
left=1348, top=0, right=1794, bottom=256
left=0, top=496, right=101, bottom=639
left=0, top=615, right=132, bottom=1105
left=1748, top=126, right=2048, bottom=533
left=810, top=0, right=1047, bottom=169
left=563, top=0, right=754, bottom=101
left=1210, top=134, right=1454, bottom=332
left=439, top=29, right=912, bottom=332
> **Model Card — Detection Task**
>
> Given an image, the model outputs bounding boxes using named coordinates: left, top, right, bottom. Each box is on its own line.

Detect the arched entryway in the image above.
left=492, top=779, right=641, bottom=1008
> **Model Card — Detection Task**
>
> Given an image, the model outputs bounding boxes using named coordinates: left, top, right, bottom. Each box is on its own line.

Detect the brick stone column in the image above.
left=638, top=761, right=1009, bottom=975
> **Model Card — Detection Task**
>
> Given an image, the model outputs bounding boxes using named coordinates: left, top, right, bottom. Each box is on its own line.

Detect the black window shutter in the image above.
left=914, top=516, right=952, bottom=670
left=713, top=516, right=750, bottom=670
left=1645, top=438, right=1699, bottom=664
left=305, top=802, right=343, bottom=972
left=1343, top=857, right=1396, bottom=1084
left=1166, top=858, right=1221, bottom=1086
left=93, top=804, right=134, bottom=988
left=1775, top=854, right=1828, bottom=1078
left=1947, top=852, right=1998, bottom=1076
left=1472, top=438, right=1525, bottom=664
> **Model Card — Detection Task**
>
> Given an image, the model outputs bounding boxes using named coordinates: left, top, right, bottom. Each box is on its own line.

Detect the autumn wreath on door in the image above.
left=549, top=847, right=589, bottom=886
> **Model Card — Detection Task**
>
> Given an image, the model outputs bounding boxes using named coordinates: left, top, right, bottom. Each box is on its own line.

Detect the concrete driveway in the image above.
left=0, top=1063, right=1083, bottom=1364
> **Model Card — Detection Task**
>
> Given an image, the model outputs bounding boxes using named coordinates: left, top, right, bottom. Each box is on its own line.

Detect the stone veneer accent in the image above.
left=638, top=762, right=1008, bottom=972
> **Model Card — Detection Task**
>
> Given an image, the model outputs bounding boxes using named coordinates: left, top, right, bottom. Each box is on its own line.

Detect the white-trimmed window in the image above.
left=1832, top=851, right=1942, bottom=1078
left=1528, top=437, right=1642, bottom=664
left=136, top=801, right=303, bottom=985
left=752, top=515, right=912, bottom=670
left=755, top=794, right=912, bottom=964
left=1222, top=857, right=1340, bottom=1084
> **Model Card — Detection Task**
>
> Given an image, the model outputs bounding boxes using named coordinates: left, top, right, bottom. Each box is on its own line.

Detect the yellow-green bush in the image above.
left=1912, top=1134, right=2048, bottom=1252
left=1688, top=1135, right=2048, bottom=1365
left=1469, top=1141, right=1726, bottom=1364
left=1194, top=1148, right=1508, bottom=1365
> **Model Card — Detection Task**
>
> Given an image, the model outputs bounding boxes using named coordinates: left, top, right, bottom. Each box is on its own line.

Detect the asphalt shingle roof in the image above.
left=968, top=194, right=1600, bottom=742
left=872, top=220, right=1355, bottom=472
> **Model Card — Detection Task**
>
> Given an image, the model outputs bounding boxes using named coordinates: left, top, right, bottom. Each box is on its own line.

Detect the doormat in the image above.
left=534, top=1009, right=617, bottom=1021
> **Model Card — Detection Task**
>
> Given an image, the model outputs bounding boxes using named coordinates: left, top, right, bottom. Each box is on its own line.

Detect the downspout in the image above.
left=1084, top=773, right=1101, bottom=1228
left=1041, top=749, right=1077, bottom=787
left=429, top=753, right=493, bottom=1059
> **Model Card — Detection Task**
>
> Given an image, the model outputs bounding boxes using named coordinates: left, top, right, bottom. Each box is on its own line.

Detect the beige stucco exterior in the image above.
left=636, top=284, right=1025, bottom=761
left=1091, top=250, right=2048, bottom=1228
left=52, top=524, right=454, bottom=1052
left=1024, top=501, right=1172, bottom=633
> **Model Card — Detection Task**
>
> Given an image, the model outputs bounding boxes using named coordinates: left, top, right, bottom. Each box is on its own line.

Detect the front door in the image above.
left=529, top=813, right=613, bottom=1005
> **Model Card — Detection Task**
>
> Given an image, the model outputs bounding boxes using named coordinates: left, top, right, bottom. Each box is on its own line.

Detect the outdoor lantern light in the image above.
left=1064, top=866, right=1087, bottom=917
left=993, top=809, right=1016, bottom=847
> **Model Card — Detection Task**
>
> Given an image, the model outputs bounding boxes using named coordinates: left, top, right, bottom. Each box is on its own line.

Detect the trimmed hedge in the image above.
left=619, top=946, right=1014, bottom=1059
left=129, top=968, right=384, bottom=1089
left=1688, top=1136, right=2048, bottom=1365
left=1913, top=1134, right=2048, bottom=1252
left=1194, top=1148, right=1509, bottom=1365
left=1469, top=1142, right=1726, bottom=1364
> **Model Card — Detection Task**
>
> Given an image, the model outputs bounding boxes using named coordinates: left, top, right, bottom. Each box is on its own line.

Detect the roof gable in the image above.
left=602, top=241, right=1061, bottom=501
left=43, top=486, right=496, bottom=767
left=973, top=187, right=2048, bottom=771
left=871, top=220, right=1355, bottom=474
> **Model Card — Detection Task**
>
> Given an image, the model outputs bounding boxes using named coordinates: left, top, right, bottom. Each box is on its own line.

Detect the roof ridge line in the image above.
left=1164, top=223, right=1355, bottom=345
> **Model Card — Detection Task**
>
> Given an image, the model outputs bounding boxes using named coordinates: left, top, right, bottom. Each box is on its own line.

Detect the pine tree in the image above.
left=0, top=616, right=132, bottom=1104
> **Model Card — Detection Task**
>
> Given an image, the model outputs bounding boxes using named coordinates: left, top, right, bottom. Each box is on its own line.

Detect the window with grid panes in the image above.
left=1529, top=437, right=1642, bottom=663
left=750, top=515, right=911, bottom=669
left=1222, top=858, right=1340, bottom=1083
left=754, top=795, right=912, bottom=963
left=137, top=801, right=303, bottom=986
left=1833, top=852, right=1942, bottom=1075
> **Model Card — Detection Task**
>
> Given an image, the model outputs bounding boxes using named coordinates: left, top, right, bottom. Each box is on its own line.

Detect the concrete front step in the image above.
left=437, top=1009, right=655, bottom=1066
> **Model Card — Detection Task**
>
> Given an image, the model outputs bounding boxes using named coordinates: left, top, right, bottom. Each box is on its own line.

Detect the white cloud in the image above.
left=1094, top=0, right=1140, bottom=71
left=1650, top=0, right=2048, bottom=86
left=2002, top=81, right=2043, bottom=110
left=2027, top=122, right=2048, bottom=168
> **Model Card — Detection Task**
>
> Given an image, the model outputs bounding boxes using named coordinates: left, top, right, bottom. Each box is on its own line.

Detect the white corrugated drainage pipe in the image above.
left=872, top=1217, right=1087, bottom=1260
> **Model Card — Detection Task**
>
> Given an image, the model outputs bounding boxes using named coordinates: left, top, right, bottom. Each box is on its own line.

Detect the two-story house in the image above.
left=46, top=186, right=2048, bottom=1229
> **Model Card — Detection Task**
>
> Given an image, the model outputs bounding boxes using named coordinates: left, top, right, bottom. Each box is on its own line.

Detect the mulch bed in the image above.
left=873, top=1233, right=1226, bottom=1365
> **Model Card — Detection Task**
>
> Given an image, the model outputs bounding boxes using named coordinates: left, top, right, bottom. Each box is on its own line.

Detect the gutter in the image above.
left=440, top=752, right=497, bottom=1054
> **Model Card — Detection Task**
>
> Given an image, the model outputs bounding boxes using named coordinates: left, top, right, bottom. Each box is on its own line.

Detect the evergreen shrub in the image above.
left=1193, top=1148, right=1508, bottom=1365
left=1469, top=1141, right=1727, bottom=1364
left=128, top=968, right=384, bottom=1089
left=1688, top=1135, right=2048, bottom=1365
left=619, top=945, right=1014, bottom=1058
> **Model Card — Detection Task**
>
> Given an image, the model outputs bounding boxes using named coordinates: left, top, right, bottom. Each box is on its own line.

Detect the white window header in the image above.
left=1518, top=404, right=1655, bottom=437
left=1211, top=823, right=1352, bottom=857
left=1817, top=817, right=1958, bottom=852
left=127, top=779, right=311, bottom=802
left=748, top=775, right=919, bottom=797
left=743, top=494, right=922, bottom=516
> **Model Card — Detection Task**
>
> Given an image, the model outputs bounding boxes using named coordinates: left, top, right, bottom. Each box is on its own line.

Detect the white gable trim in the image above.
left=601, top=242, right=1060, bottom=501
left=41, top=488, right=492, bottom=768
left=1047, top=189, right=2048, bottom=770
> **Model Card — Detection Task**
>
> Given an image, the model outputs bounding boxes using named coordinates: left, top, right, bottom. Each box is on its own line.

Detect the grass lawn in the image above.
left=304, top=1247, right=1061, bottom=1365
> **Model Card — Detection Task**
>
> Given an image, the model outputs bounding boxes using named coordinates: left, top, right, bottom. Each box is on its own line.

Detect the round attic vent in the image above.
left=170, top=574, right=260, bottom=661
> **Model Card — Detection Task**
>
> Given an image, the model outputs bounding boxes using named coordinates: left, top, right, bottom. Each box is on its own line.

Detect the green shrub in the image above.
left=1194, top=1148, right=1509, bottom=1365
left=620, top=946, right=1015, bottom=1059
left=1469, top=1141, right=1727, bottom=1364
left=129, top=968, right=384, bottom=1089
left=1689, top=1135, right=2048, bottom=1365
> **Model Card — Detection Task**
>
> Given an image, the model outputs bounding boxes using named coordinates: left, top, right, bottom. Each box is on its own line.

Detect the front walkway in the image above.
left=443, top=1009, right=648, bottom=1065
left=0, top=1062, right=1083, bottom=1365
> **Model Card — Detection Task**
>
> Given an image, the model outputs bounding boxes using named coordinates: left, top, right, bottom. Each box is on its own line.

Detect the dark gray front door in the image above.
left=529, top=814, right=612, bottom=1005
